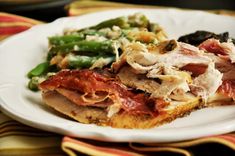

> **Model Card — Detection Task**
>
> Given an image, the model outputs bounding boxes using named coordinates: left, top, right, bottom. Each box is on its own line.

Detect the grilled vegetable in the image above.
left=178, top=31, right=234, bottom=46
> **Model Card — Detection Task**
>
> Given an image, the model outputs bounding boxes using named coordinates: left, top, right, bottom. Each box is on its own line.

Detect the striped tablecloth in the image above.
left=1, top=1, right=235, bottom=156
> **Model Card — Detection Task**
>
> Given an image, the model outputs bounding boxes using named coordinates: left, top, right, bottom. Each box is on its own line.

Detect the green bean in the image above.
left=90, top=14, right=150, bottom=30
left=78, top=14, right=151, bottom=32
left=149, top=23, right=162, bottom=33
left=49, top=40, right=114, bottom=55
left=67, top=55, right=98, bottom=68
left=28, top=76, right=46, bottom=91
left=27, top=62, right=49, bottom=78
left=80, top=29, right=105, bottom=36
left=28, top=78, right=39, bottom=91
left=67, top=55, right=115, bottom=69
left=128, top=13, right=149, bottom=28
left=49, top=34, right=85, bottom=46
left=90, top=17, right=129, bottom=30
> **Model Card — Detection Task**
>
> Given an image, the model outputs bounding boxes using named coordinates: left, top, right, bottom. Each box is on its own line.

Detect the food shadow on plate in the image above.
left=24, top=95, right=73, bottom=120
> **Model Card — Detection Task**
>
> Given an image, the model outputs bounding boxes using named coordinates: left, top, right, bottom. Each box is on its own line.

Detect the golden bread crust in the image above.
left=42, top=91, right=200, bottom=129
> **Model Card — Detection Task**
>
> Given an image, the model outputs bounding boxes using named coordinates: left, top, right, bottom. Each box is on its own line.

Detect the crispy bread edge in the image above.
left=42, top=91, right=201, bottom=129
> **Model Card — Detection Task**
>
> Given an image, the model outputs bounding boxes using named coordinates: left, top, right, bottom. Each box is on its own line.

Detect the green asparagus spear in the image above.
left=128, top=13, right=149, bottom=28
left=67, top=55, right=115, bottom=69
left=28, top=76, right=46, bottom=91
left=80, top=29, right=105, bottom=36
left=67, top=55, right=98, bottom=68
left=49, top=34, right=85, bottom=46
left=89, top=14, right=150, bottom=30
left=49, top=40, right=114, bottom=55
left=27, top=62, right=49, bottom=78
left=149, top=23, right=162, bottom=33
left=90, top=17, right=129, bottom=30
left=28, top=78, right=39, bottom=91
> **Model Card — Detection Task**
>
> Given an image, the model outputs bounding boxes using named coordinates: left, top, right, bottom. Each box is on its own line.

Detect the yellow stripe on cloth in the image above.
left=0, top=113, right=63, bottom=156
left=62, top=137, right=143, bottom=156
left=66, top=0, right=235, bottom=17
left=143, top=134, right=235, bottom=150
left=129, top=143, right=192, bottom=156
left=66, top=0, right=164, bottom=16
left=0, top=12, right=43, bottom=41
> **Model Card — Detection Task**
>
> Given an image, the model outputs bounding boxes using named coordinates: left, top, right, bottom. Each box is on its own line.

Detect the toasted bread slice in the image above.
left=42, top=91, right=200, bottom=129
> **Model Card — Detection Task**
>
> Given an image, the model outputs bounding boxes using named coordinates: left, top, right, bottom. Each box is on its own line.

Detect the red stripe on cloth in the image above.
left=0, top=26, right=30, bottom=35
left=216, top=135, right=235, bottom=144
left=63, top=137, right=137, bottom=156
left=0, top=14, right=37, bottom=24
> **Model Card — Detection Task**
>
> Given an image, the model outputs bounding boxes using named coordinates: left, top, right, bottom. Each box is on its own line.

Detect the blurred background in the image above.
left=0, top=0, right=235, bottom=22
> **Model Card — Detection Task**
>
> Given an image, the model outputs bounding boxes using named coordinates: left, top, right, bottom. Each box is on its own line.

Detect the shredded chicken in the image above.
left=190, top=63, right=223, bottom=100
left=112, top=39, right=225, bottom=102
left=121, top=41, right=212, bottom=74
left=147, top=66, right=190, bottom=99
left=117, top=66, right=160, bottom=93
left=125, top=42, right=158, bottom=73
left=156, top=42, right=211, bottom=68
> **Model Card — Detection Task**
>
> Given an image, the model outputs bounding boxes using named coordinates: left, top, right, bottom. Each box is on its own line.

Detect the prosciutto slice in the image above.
left=199, top=38, right=235, bottom=63
left=218, top=80, right=235, bottom=100
left=39, top=69, right=166, bottom=116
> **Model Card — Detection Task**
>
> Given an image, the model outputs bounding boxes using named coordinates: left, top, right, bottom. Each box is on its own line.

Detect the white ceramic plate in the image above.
left=1, top=9, right=235, bottom=143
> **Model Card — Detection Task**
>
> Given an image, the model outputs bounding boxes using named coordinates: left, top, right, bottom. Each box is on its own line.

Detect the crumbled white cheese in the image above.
left=99, top=28, right=112, bottom=34
left=112, top=25, right=121, bottom=31
left=85, top=35, right=107, bottom=42
left=73, top=45, right=79, bottom=51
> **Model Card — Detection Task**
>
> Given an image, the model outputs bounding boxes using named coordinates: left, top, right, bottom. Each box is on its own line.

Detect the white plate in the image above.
left=1, top=8, right=235, bottom=143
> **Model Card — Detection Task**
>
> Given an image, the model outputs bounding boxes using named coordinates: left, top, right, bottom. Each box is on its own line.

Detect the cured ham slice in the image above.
left=40, top=69, right=165, bottom=116
left=218, top=80, right=235, bottom=100
left=199, top=38, right=235, bottom=63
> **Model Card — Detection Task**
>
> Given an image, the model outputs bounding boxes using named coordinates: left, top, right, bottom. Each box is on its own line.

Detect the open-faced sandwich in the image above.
left=27, top=13, right=235, bottom=129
